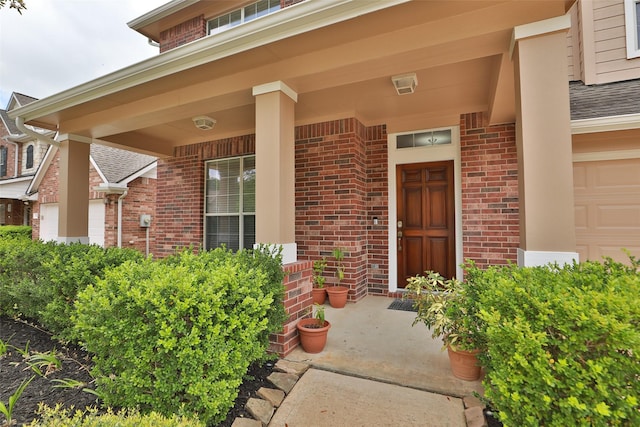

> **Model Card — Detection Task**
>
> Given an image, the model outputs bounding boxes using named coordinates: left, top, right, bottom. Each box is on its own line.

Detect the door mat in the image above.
left=387, top=299, right=417, bottom=312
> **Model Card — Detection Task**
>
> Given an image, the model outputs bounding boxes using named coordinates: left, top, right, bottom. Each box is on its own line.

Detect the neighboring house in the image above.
left=28, top=144, right=157, bottom=253
left=7, top=0, right=639, bottom=354
left=567, top=0, right=640, bottom=264
left=0, top=93, right=49, bottom=226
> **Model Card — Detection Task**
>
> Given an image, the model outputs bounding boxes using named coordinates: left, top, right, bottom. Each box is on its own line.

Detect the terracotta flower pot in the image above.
left=447, top=346, right=481, bottom=381
left=311, top=287, right=327, bottom=305
left=326, top=286, right=349, bottom=308
left=297, top=318, right=331, bottom=353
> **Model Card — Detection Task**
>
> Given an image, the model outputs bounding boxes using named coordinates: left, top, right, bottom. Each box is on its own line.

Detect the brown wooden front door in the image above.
left=396, top=161, right=455, bottom=287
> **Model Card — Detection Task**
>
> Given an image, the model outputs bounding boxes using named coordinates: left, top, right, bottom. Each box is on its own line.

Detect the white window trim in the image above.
left=207, top=0, right=281, bottom=36
left=203, top=155, right=256, bottom=251
left=624, top=0, right=640, bottom=58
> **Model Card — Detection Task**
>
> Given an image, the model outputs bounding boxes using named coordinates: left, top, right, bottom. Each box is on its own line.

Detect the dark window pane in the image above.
left=243, top=215, right=256, bottom=249
left=26, top=145, right=34, bottom=169
left=206, top=216, right=240, bottom=251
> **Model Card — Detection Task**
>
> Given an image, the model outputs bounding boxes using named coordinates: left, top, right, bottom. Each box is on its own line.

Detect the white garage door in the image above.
left=37, top=201, right=105, bottom=246
left=39, top=203, right=58, bottom=242
left=574, top=158, right=640, bottom=264
left=88, top=200, right=105, bottom=247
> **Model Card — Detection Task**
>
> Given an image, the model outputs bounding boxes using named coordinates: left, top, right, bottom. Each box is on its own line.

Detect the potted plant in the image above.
left=311, top=258, right=328, bottom=305
left=325, top=247, right=349, bottom=308
left=404, top=271, right=482, bottom=381
left=296, top=304, right=331, bottom=353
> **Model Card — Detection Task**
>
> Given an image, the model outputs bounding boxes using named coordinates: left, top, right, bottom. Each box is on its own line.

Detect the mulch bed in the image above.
left=0, top=316, right=274, bottom=426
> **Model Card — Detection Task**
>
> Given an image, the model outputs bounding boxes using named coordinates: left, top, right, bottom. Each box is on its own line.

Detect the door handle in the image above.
left=397, top=231, right=403, bottom=238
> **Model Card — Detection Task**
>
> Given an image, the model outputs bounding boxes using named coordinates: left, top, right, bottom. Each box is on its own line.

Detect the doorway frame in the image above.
left=387, top=125, right=463, bottom=292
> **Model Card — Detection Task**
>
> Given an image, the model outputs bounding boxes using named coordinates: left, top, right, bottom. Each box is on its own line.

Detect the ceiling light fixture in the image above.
left=391, top=73, right=418, bottom=95
left=192, top=116, right=216, bottom=130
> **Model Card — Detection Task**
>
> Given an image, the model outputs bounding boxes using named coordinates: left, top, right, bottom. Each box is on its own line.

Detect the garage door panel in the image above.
left=592, top=163, right=640, bottom=189
left=596, top=205, right=640, bottom=229
left=574, top=158, right=640, bottom=263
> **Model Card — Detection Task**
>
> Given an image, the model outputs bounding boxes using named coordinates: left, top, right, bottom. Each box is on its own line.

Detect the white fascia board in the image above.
left=119, top=161, right=158, bottom=186
left=90, top=157, right=109, bottom=185
left=571, top=113, right=640, bottom=134
left=127, top=0, right=198, bottom=30
left=9, top=0, right=410, bottom=123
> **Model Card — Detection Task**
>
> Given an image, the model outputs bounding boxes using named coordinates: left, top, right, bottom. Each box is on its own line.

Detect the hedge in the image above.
left=468, top=257, right=640, bottom=426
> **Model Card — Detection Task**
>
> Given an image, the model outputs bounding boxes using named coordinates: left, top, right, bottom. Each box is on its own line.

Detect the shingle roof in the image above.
left=570, top=79, right=640, bottom=120
left=90, top=144, right=156, bottom=183
left=0, top=109, right=20, bottom=134
left=12, top=93, right=37, bottom=107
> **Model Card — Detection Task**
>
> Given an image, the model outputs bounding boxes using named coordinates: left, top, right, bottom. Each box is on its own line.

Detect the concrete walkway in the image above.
left=267, top=295, right=485, bottom=426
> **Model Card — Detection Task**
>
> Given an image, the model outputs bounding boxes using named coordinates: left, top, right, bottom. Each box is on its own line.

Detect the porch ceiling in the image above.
left=16, top=0, right=573, bottom=157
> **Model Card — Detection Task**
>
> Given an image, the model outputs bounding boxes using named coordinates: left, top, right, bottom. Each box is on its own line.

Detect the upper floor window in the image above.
left=207, top=0, right=281, bottom=35
left=0, top=146, right=7, bottom=177
left=26, top=145, right=34, bottom=169
left=624, top=0, right=640, bottom=58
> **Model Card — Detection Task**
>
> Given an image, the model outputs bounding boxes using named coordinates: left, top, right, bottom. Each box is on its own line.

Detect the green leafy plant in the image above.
left=25, top=405, right=204, bottom=427
left=469, top=257, right=640, bottom=426
left=27, top=351, right=62, bottom=377
left=73, top=247, right=286, bottom=425
left=331, top=247, right=345, bottom=285
left=313, top=303, right=326, bottom=327
left=312, top=258, right=327, bottom=288
left=0, top=338, right=8, bottom=358
left=404, top=271, right=478, bottom=351
left=0, top=375, right=35, bottom=426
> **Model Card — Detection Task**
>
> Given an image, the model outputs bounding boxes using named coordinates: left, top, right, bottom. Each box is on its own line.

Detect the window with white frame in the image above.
left=207, top=0, right=281, bottom=35
left=624, top=0, right=640, bottom=58
left=204, top=156, right=256, bottom=251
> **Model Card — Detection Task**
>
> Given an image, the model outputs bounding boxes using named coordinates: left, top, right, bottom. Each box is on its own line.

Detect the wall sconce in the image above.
left=192, top=116, right=216, bottom=130
left=391, top=73, right=418, bottom=95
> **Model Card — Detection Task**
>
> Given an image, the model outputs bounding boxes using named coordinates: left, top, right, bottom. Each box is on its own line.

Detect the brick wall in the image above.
left=160, top=15, right=206, bottom=53
left=295, top=118, right=370, bottom=302
left=114, top=177, right=157, bottom=254
left=269, top=260, right=313, bottom=356
left=460, top=112, right=519, bottom=268
left=154, top=135, right=255, bottom=257
left=0, top=141, right=18, bottom=178
left=365, top=125, right=389, bottom=295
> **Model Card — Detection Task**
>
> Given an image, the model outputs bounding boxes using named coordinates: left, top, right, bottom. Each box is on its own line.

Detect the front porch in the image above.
left=285, top=295, right=483, bottom=399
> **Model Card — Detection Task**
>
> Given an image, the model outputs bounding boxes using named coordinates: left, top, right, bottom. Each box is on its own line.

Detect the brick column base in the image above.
left=269, top=260, right=313, bottom=356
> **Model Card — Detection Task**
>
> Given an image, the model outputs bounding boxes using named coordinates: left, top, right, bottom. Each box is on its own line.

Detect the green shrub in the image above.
left=0, top=225, right=32, bottom=239
left=0, top=239, right=143, bottom=341
left=27, top=405, right=203, bottom=426
left=73, top=247, right=286, bottom=425
left=38, top=243, right=143, bottom=340
left=0, top=237, right=56, bottom=319
left=468, top=258, right=640, bottom=426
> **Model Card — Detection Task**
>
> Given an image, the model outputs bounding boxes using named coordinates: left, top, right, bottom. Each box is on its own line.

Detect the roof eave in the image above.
left=9, top=0, right=409, bottom=124
left=571, top=113, right=640, bottom=134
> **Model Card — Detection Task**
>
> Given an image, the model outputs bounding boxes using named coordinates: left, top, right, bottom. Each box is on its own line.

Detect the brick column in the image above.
left=57, top=135, right=90, bottom=244
left=512, top=15, right=578, bottom=266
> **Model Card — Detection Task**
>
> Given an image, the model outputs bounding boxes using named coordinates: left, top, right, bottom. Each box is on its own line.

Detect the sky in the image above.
left=0, top=0, right=169, bottom=109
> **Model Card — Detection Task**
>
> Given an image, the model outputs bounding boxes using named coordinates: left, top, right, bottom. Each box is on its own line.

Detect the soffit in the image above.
left=20, top=0, right=572, bottom=156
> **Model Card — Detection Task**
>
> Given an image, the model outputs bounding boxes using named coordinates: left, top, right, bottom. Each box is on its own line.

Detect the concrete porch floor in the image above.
left=284, top=294, right=484, bottom=399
